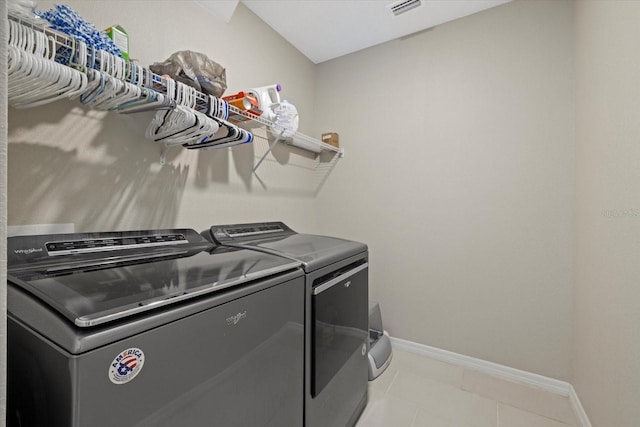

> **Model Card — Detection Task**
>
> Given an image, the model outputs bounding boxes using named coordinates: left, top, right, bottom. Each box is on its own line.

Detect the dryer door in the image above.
left=311, top=261, right=368, bottom=397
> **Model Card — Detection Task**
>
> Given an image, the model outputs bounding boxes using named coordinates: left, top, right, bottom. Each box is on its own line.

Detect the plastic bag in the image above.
left=150, top=50, right=227, bottom=98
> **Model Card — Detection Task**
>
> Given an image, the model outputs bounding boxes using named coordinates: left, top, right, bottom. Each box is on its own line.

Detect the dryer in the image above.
left=7, top=228, right=304, bottom=427
left=202, top=222, right=369, bottom=427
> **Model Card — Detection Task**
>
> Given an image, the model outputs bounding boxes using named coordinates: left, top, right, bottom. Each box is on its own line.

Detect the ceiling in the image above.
left=196, top=0, right=511, bottom=64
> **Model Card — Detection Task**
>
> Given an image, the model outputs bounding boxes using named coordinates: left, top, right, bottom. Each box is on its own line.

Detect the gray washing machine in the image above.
left=202, top=222, right=369, bottom=427
left=7, top=228, right=304, bottom=427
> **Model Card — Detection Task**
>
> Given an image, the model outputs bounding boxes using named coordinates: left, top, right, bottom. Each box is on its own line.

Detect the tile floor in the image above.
left=355, top=347, right=579, bottom=427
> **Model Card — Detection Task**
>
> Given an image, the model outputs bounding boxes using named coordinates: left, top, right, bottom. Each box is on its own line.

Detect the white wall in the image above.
left=573, top=2, right=640, bottom=426
left=8, top=0, right=323, bottom=234
left=313, top=0, right=575, bottom=381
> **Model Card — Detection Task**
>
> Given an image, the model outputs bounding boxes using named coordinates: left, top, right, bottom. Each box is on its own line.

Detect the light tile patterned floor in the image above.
left=355, top=347, right=579, bottom=427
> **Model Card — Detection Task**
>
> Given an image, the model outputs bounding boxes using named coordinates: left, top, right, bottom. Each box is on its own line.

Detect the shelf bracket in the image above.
left=160, top=144, right=171, bottom=165
left=252, top=128, right=286, bottom=173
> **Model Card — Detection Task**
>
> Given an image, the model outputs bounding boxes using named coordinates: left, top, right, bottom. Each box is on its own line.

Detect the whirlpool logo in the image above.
left=14, top=248, right=43, bottom=255
left=226, top=311, right=247, bottom=326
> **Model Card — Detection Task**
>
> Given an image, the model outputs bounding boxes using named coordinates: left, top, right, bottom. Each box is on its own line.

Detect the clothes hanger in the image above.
left=208, top=95, right=229, bottom=120
left=147, top=102, right=222, bottom=146
left=115, top=72, right=176, bottom=114
left=184, top=117, right=253, bottom=150
left=10, top=50, right=88, bottom=108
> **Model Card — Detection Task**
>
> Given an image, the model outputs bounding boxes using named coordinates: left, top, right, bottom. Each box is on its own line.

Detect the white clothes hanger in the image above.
left=7, top=21, right=89, bottom=108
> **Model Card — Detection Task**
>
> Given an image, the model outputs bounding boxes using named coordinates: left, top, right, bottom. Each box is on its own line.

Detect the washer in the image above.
left=7, top=228, right=304, bottom=427
left=202, top=222, right=369, bottom=427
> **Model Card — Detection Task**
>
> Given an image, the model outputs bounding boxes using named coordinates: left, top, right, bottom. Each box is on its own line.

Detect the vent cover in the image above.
left=388, top=0, right=422, bottom=16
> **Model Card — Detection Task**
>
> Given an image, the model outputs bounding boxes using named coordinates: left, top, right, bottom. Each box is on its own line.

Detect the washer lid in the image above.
left=8, top=230, right=301, bottom=327
left=206, top=222, right=367, bottom=272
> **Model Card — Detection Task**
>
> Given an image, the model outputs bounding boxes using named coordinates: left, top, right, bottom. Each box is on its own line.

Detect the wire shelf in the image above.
left=7, top=10, right=343, bottom=169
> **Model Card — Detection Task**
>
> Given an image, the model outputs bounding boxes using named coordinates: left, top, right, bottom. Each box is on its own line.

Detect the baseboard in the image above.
left=389, top=336, right=571, bottom=395
left=389, top=336, right=592, bottom=427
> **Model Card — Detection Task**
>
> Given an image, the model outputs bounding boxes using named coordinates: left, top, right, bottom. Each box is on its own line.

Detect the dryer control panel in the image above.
left=206, top=222, right=295, bottom=244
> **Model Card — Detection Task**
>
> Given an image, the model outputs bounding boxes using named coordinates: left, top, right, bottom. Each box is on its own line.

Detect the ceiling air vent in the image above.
left=388, top=0, right=422, bottom=16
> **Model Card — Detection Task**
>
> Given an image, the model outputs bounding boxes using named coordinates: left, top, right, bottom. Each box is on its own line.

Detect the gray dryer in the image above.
left=203, top=222, right=369, bottom=427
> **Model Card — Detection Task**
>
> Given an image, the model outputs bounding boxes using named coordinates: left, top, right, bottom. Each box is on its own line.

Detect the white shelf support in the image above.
left=227, top=105, right=343, bottom=172
left=252, top=129, right=286, bottom=174
left=159, top=144, right=171, bottom=165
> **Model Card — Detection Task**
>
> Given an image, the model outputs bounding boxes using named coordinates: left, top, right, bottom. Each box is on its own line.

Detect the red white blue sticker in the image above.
left=108, top=348, right=145, bottom=385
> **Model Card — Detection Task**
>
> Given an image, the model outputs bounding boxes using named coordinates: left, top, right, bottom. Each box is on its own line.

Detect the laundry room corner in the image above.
left=312, top=0, right=575, bottom=383
left=11, top=0, right=640, bottom=425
